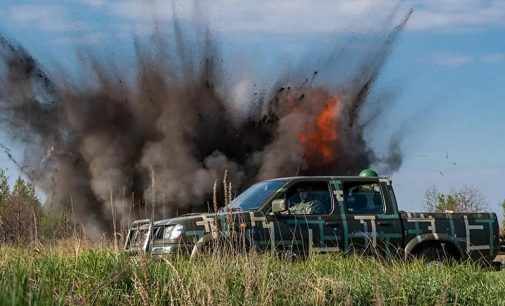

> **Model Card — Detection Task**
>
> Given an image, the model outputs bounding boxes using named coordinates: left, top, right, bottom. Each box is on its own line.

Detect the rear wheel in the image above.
left=417, top=243, right=458, bottom=263
left=419, top=246, right=447, bottom=262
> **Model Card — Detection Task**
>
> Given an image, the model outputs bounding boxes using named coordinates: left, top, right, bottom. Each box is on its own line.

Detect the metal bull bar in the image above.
left=124, top=219, right=153, bottom=253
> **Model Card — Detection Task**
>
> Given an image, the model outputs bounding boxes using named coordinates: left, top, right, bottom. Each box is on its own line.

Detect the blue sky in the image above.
left=0, top=0, right=504, bottom=215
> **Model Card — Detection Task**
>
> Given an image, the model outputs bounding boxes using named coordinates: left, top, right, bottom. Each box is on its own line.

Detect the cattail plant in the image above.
left=110, top=189, right=118, bottom=251
left=222, top=170, right=229, bottom=206
left=212, top=180, right=218, bottom=213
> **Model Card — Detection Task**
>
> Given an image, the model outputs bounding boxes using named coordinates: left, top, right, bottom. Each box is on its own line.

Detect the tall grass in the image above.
left=0, top=246, right=504, bottom=306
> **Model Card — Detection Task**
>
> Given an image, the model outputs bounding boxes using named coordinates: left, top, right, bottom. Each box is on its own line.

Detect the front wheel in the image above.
left=191, top=235, right=252, bottom=258
left=277, top=245, right=309, bottom=261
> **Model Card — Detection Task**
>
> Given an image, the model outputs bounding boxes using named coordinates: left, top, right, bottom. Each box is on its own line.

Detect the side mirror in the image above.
left=271, top=199, right=286, bottom=214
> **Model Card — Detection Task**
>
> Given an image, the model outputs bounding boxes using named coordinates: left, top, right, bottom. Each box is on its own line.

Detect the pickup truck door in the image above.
left=338, top=180, right=403, bottom=256
left=267, top=180, right=340, bottom=256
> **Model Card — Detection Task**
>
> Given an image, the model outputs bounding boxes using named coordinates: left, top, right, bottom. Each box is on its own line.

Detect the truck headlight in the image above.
left=170, top=224, right=183, bottom=240
left=164, top=224, right=183, bottom=240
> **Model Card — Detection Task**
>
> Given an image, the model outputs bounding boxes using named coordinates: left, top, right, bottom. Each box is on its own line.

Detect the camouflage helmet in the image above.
left=359, top=168, right=378, bottom=177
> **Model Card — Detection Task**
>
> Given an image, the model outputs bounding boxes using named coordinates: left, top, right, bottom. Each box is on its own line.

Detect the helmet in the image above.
left=359, top=168, right=378, bottom=177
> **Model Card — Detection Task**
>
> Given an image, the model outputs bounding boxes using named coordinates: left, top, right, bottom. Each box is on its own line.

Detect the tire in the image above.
left=194, top=235, right=252, bottom=257
left=418, top=245, right=450, bottom=263
left=278, top=245, right=309, bottom=261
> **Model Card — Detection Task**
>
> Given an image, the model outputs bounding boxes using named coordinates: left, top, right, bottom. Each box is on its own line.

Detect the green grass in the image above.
left=0, top=247, right=504, bottom=305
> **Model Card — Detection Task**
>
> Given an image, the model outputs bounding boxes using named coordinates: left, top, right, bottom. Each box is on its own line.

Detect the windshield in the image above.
left=227, top=180, right=287, bottom=211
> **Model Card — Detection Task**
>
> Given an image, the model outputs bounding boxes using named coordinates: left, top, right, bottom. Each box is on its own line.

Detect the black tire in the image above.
left=198, top=235, right=252, bottom=257
left=278, top=245, right=309, bottom=261
left=418, top=245, right=451, bottom=263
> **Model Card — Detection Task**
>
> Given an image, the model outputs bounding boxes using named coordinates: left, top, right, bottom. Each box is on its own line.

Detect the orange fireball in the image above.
left=298, top=96, right=341, bottom=165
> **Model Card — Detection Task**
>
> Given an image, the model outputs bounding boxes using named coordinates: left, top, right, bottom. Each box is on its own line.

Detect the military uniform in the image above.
left=289, top=199, right=324, bottom=214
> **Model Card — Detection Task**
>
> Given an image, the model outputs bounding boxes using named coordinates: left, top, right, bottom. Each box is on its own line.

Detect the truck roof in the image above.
left=266, top=176, right=391, bottom=182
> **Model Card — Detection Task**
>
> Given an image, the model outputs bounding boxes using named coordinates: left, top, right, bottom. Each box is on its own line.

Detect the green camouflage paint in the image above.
left=125, top=176, right=500, bottom=263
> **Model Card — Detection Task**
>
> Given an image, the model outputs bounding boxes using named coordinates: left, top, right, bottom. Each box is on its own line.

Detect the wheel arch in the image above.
left=190, top=232, right=254, bottom=258
left=404, top=233, right=464, bottom=259
left=190, top=234, right=214, bottom=258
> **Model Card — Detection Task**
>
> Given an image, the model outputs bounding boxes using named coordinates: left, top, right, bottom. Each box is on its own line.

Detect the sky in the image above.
left=0, top=0, right=504, bottom=215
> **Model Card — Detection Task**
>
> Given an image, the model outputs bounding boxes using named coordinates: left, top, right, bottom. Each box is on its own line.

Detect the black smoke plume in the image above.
left=0, top=12, right=410, bottom=235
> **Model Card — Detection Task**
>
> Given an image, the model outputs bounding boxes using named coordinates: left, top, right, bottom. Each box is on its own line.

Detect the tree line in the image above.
left=0, top=168, right=504, bottom=245
left=0, top=169, right=75, bottom=244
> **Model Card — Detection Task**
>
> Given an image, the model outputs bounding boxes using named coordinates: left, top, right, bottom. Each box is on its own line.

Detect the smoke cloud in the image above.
left=0, top=11, right=410, bottom=234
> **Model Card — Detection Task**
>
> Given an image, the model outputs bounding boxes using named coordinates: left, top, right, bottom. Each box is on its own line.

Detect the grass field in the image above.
left=0, top=245, right=504, bottom=306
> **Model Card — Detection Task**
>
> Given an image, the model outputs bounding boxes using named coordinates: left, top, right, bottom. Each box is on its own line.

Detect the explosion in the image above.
left=299, top=96, right=341, bottom=166
left=0, top=11, right=410, bottom=235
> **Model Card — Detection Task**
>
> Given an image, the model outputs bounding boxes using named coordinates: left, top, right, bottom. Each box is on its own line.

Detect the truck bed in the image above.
left=400, top=211, right=499, bottom=262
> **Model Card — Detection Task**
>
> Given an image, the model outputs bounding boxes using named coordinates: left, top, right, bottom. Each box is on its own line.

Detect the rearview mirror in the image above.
left=271, top=199, right=286, bottom=214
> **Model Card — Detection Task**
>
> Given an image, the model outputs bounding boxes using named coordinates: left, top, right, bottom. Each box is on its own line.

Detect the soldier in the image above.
left=288, top=187, right=325, bottom=214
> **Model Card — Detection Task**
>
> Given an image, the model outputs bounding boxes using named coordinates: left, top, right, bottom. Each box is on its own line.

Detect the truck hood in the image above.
left=153, top=213, right=205, bottom=226
left=153, top=211, right=247, bottom=226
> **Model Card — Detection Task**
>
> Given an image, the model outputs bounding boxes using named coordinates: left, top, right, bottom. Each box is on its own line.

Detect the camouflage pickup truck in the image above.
left=125, top=172, right=501, bottom=264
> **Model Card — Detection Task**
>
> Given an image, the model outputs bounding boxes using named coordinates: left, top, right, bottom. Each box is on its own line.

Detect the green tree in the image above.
left=0, top=176, right=41, bottom=244
left=501, top=200, right=505, bottom=232
left=11, top=177, right=38, bottom=206
left=425, top=186, right=487, bottom=213
left=0, top=169, right=8, bottom=204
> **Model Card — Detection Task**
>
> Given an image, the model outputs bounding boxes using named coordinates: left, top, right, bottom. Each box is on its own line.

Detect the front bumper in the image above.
left=150, top=243, right=194, bottom=256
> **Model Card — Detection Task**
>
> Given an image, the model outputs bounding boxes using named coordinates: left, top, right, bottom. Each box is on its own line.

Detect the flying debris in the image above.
left=0, top=11, right=411, bottom=235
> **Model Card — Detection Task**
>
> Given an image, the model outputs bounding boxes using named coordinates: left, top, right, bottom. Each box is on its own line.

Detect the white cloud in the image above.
left=6, top=0, right=505, bottom=39
left=97, top=0, right=505, bottom=34
left=425, top=52, right=505, bottom=67
left=79, top=0, right=106, bottom=8
left=480, top=53, right=505, bottom=63
left=430, top=54, right=474, bottom=67
left=53, top=32, right=105, bottom=45
left=407, top=0, right=505, bottom=30
left=105, top=0, right=401, bottom=34
left=6, top=4, right=87, bottom=32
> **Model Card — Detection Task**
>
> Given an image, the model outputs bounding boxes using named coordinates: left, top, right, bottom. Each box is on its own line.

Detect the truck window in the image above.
left=285, top=181, right=333, bottom=215
left=152, top=226, right=169, bottom=241
left=343, top=182, right=385, bottom=214
left=227, top=180, right=287, bottom=211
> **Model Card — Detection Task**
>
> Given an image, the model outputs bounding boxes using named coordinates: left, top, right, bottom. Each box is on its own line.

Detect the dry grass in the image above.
left=0, top=243, right=504, bottom=306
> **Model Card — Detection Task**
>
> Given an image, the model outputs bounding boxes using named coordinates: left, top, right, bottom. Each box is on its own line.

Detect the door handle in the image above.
left=377, top=221, right=392, bottom=226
